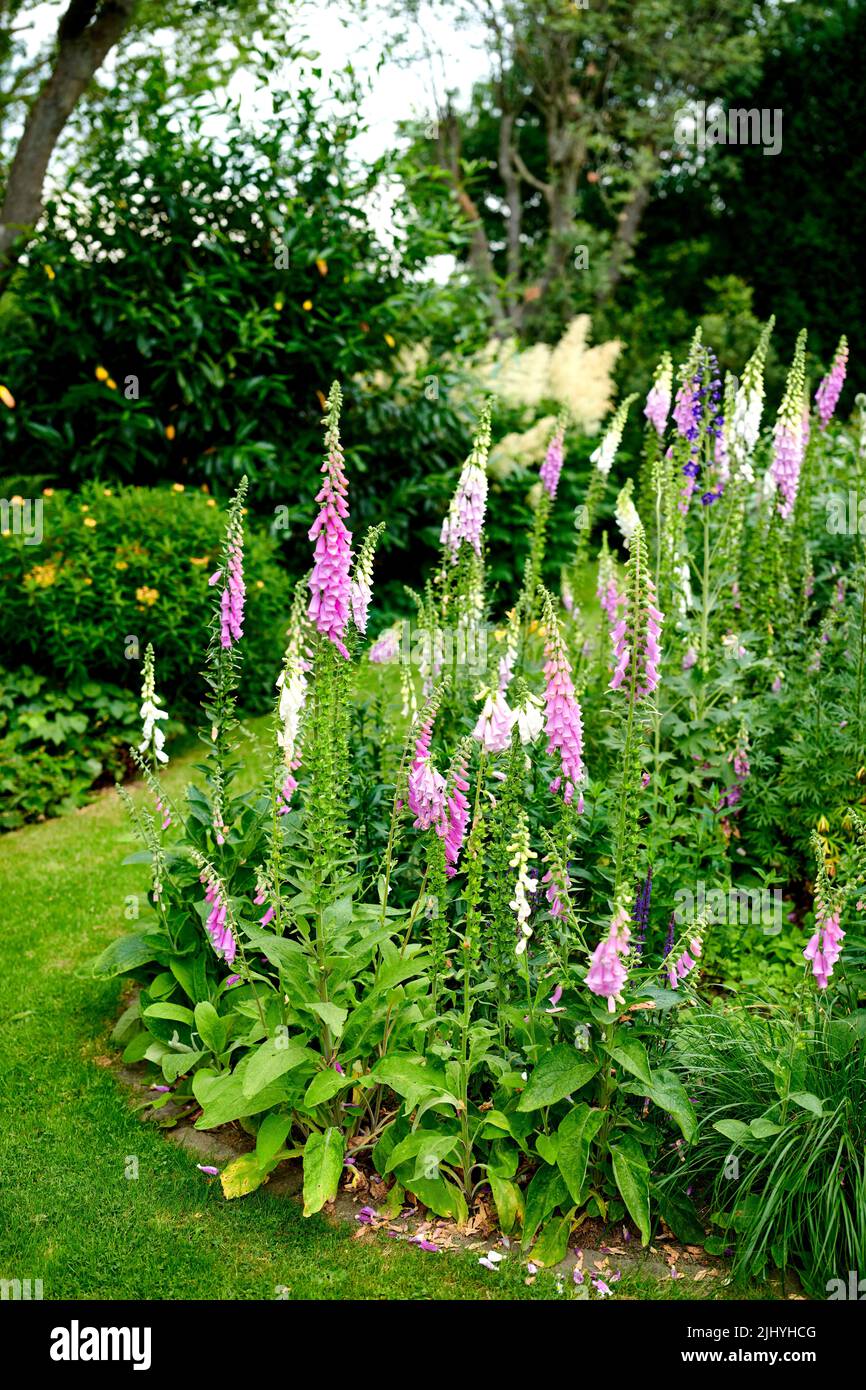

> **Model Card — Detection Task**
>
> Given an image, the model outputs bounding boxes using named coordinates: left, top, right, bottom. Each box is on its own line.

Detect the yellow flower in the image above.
left=24, top=563, right=57, bottom=588
left=302, top=299, right=313, bottom=312
left=384, top=333, right=396, bottom=349
left=165, top=425, right=176, bottom=441
left=256, top=579, right=264, bottom=589
left=95, top=366, right=109, bottom=382
left=171, top=482, right=184, bottom=492
left=189, top=556, right=210, bottom=567
left=817, top=815, right=830, bottom=833
left=84, top=516, right=97, bottom=528
left=206, top=498, right=217, bottom=507
left=82, top=576, right=93, bottom=586
left=103, top=487, right=112, bottom=496
left=316, top=389, right=327, bottom=411
left=0, top=385, right=15, bottom=409
left=135, top=586, right=160, bottom=606
left=315, top=258, right=328, bottom=277
left=81, top=503, right=89, bottom=512
left=43, top=487, right=54, bottom=497
left=45, top=265, right=56, bottom=280
left=115, top=560, right=129, bottom=571
left=11, top=494, right=23, bottom=505
left=274, top=298, right=284, bottom=312
left=106, top=378, right=118, bottom=390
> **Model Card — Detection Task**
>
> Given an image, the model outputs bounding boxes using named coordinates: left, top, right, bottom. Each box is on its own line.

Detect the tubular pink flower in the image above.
left=804, top=906, right=844, bottom=989
left=815, top=337, right=848, bottom=430
left=444, top=754, right=470, bottom=877
left=407, top=712, right=447, bottom=832
left=644, top=353, right=672, bottom=437
left=473, top=690, right=513, bottom=753
left=609, top=538, right=663, bottom=702
left=539, top=422, right=565, bottom=499
left=308, top=384, right=352, bottom=658
left=770, top=330, right=808, bottom=519
left=200, top=872, right=236, bottom=964
left=219, top=541, right=245, bottom=649
left=542, top=604, right=585, bottom=806
left=542, top=864, right=569, bottom=918
left=586, top=936, right=628, bottom=1010
left=441, top=405, right=492, bottom=560
left=369, top=625, right=401, bottom=664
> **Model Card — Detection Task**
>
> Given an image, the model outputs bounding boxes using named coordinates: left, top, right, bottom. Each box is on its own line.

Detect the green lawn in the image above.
left=0, top=719, right=768, bottom=1300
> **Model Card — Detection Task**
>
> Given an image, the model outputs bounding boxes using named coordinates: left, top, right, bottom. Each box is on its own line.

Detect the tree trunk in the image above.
left=498, top=111, right=523, bottom=327
left=598, top=178, right=653, bottom=303
left=0, top=0, right=139, bottom=291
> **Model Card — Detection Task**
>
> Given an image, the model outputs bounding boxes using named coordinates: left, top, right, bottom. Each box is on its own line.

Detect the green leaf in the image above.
left=610, top=1137, right=651, bottom=1246
left=371, top=1056, right=446, bottom=1108
left=256, top=1113, right=294, bottom=1164
left=309, top=1001, right=348, bottom=1038
left=606, top=1037, right=653, bottom=1087
left=143, top=1002, right=195, bottom=1026
left=161, top=1049, right=204, bottom=1084
left=302, top=1128, right=345, bottom=1216
left=750, top=1116, right=783, bottom=1138
left=516, top=1046, right=599, bottom=1111
left=655, top=1188, right=705, bottom=1244
left=385, top=1130, right=460, bottom=1180
left=535, top=1133, right=559, bottom=1165
left=556, top=1103, right=605, bottom=1204
left=303, top=1068, right=353, bottom=1109
left=641, top=1069, right=698, bottom=1142
left=523, top=1164, right=568, bottom=1247
left=488, top=1173, right=523, bottom=1235
left=713, top=1118, right=751, bottom=1143
left=530, top=1211, right=574, bottom=1267
left=220, top=1152, right=272, bottom=1199
left=194, top=1001, right=228, bottom=1055
left=193, top=1068, right=295, bottom=1128
left=406, top=1174, right=467, bottom=1223
left=241, top=1037, right=315, bottom=1099
left=92, top=932, right=162, bottom=977
left=789, top=1091, right=823, bottom=1117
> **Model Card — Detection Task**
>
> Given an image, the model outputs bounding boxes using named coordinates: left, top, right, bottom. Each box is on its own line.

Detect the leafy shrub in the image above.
left=0, top=482, right=292, bottom=712
left=0, top=665, right=140, bottom=830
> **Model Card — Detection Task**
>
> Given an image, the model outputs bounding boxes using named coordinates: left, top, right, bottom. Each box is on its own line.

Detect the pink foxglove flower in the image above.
left=473, top=690, right=513, bottom=753
left=644, top=352, right=672, bottom=437
left=770, top=330, right=807, bottom=519
left=369, top=624, right=401, bottom=664
left=609, top=526, right=663, bottom=701
left=804, top=906, right=844, bottom=990
left=407, top=709, right=447, bottom=833
left=440, top=403, right=492, bottom=559
left=541, top=594, right=585, bottom=807
left=308, top=382, right=353, bottom=657
left=444, top=750, right=471, bottom=877
left=815, top=335, right=848, bottom=430
left=200, top=872, right=236, bottom=964
left=539, top=416, right=567, bottom=499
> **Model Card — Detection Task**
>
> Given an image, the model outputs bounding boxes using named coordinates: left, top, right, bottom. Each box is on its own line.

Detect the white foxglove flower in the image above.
left=139, top=644, right=168, bottom=765
left=590, top=394, right=636, bottom=477
left=614, top=482, right=641, bottom=546
left=512, top=693, right=544, bottom=745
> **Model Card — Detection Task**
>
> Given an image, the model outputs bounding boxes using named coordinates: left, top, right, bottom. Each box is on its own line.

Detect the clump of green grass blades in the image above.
left=662, top=995, right=866, bottom=1296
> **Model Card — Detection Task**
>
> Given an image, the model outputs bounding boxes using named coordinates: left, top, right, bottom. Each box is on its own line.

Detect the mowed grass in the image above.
left=0, top=717, right=768, bottom=1300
